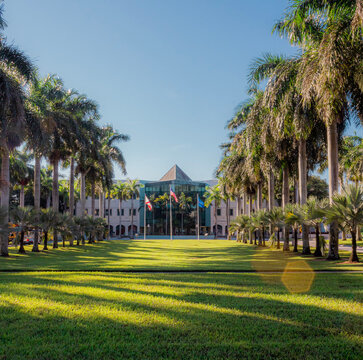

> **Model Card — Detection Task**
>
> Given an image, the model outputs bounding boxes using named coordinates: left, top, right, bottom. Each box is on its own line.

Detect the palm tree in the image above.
left=125, top=179, right=142, bottom=238
left=0, top=40, right=33, bottom=255
left=255, top=209, right=269, bottom=247
left=230, top=214, right=250, bottom=243
left=284, top=204, right=304, bottom=253
left=266, top=207, right=284, bottom=249
left=178, top=192, right=192, bottom=235
left=37, top=208, right=59, bottom=251
left=155, top=193, right=170, bottom=235
left=112, top=181, right=127, bottom=237
left=274, top=0, right=363, bottom=259
left=10, top=150, right=33, bottom=207
left=204, top=185, right=222, bottom=238
left=303, top=197, right=327, bottom=257
left=10, top=206, right=34, bottom=254
left=325, top=184, right=363, bottom=263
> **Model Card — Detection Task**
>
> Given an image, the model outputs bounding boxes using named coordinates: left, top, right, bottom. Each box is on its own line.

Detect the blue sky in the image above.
left=6, top=0, right=361, bottom=181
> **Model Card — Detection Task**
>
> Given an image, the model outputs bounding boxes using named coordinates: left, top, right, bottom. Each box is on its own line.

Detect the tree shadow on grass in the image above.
left=0, top=272, right=362, bottom=360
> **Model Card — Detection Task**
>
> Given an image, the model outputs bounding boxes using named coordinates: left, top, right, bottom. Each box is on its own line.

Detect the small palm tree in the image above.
left=325, top=184, right=363, bottom=263
left=255, top=209, right=269, bottom=247
left=230, top=215, right=250, bottom=243
left=37, top=209, right=59, bottom=251
left=10, top=206, right=34, bottom=254
left=266, top=207, right=284, bottom=249
left=284, top=204, right=304, bottom=253
left=302, top=197, right=327, bottom=257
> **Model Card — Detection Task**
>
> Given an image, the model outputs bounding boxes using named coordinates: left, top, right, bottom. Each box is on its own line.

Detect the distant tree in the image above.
left=307, top=176, right=328, bottom=201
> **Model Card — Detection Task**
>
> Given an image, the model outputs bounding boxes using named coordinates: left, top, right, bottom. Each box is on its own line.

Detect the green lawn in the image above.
left=1, top=239, right=363, bottom=271
left=0, top=271, right=362, bottom=360
left=0, top=240, right=362, bottom=359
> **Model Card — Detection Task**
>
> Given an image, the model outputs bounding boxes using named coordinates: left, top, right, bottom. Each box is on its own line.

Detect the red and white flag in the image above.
left=170, top=187, right=178, bottom=203
left=145, top=195, right=152, bottom=210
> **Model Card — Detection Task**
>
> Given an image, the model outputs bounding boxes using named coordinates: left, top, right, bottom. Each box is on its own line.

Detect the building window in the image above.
left=121, top=209, right=124, bottom=216
left=217, top=209, right=221, bottom=216
left=85, top=209, right=88, bottom=214
left=230, top=209, right=233, bottom=216
left=129, top=209, right=136, bottom=216
left=105, top=209, right=112, bottom=216
left=95, top=209, right=99, bottom=216
left=117, top=209, right=120, bottom=216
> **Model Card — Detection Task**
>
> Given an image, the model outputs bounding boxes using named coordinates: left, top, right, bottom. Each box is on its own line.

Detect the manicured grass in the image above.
left=0, top=271, right=362, bottom=359
left=1, top=239, right=362, bottom=271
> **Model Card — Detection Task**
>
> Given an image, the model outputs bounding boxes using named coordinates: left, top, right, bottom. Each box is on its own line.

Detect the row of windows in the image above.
left=216, top=209, right=233, bottom=216
left=85, top=209, right=136, bottom=216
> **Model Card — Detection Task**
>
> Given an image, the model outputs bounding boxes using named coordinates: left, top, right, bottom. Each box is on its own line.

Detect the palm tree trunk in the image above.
left=298, top=139, right=311, bottom=255
left=32, top=155, right=41, bottom=252
left=20, top=185, right=25, bottom=207
left=236, top=196, right=240, bottom=216
left=119, top=199, right=122, bottom=237
left=349, top=229, right=359, bottom=263
left=43, top=231, right=48, bottom=250
left=46, top=195, right=51, bottom=209
left=69, top=157, right=75, bottom=216
left=99, top=191, right=104, bottom=218
left=314, top=225, right=322, bottom=257
left=18, top=230, right=26, bottom=254
left=52, top=159, right=59, bottom=249
left=268, top=169, right=274, bottom=211
left=91, top=182, right=95, bottom=219
left=276, top=229, right=280, bottom=249
left=131, top=198, right=134, bottom=238
left=226, top=198, right=230, bottom=239
left=282, top=165, right=290, bottom=251
left=107, top=196, right=110, bottom=240
left=0, top=147, right=10, bottom=256
left=248, top=193, right=253, bottom=244
left=257, top=183, right=263, bottom=246
left=293, top=228, right=298, bottom=252
left=80, top=172, right=86, bottom=218
left=214, top=201, right=217, bottom=239
left=327, top=120, right=340, bottom=260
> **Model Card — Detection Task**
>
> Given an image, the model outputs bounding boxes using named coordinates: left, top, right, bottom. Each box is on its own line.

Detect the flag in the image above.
left=198, top=198, right=205, bottom=208
left=145, top=195, right=152, bottom=210
left=170, top=187, right=178, bottom=202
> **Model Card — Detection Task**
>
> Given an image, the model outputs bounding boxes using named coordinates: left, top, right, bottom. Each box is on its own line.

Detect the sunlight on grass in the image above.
left=1, top=239, right=362, bottom=271
left=0, top=272, right=362, bottom=359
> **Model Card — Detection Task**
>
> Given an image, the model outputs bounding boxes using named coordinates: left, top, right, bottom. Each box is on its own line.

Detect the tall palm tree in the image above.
left=204, top=185, right=222, bottom=238
left=112, top=181, right=127, bottom=237
left=178, top=192, right=192, bottom=235
left=0, top=47, right=33, bottom=256
left=274, top=0, right=363, bottom=259
left=125, top=179, right=142, bottom=238
left=155, top=193, right=170, bottom=235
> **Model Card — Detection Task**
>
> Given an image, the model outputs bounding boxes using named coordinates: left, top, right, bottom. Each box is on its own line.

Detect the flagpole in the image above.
left=144, top=195, right=146, bottom=240
left=197, top=194, right=200, bottom=240
left=169, top=185, right=173, bottom=240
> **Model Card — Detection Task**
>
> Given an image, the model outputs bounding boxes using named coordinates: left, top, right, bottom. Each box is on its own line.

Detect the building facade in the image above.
left=77, top=165, right=267, bottom=237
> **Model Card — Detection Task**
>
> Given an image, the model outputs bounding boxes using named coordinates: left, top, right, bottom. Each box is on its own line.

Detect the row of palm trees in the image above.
left=0, top=6, right=129, bottom=256
left=216, top=0, right=362, bottom=260
left=230, top=185, right=363, bottom=263
left=10, top=207, right=107, bottom=254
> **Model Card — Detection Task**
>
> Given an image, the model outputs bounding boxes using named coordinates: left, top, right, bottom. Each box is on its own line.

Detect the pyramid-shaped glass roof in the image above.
left=159, top=164, right=192, bottom=182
